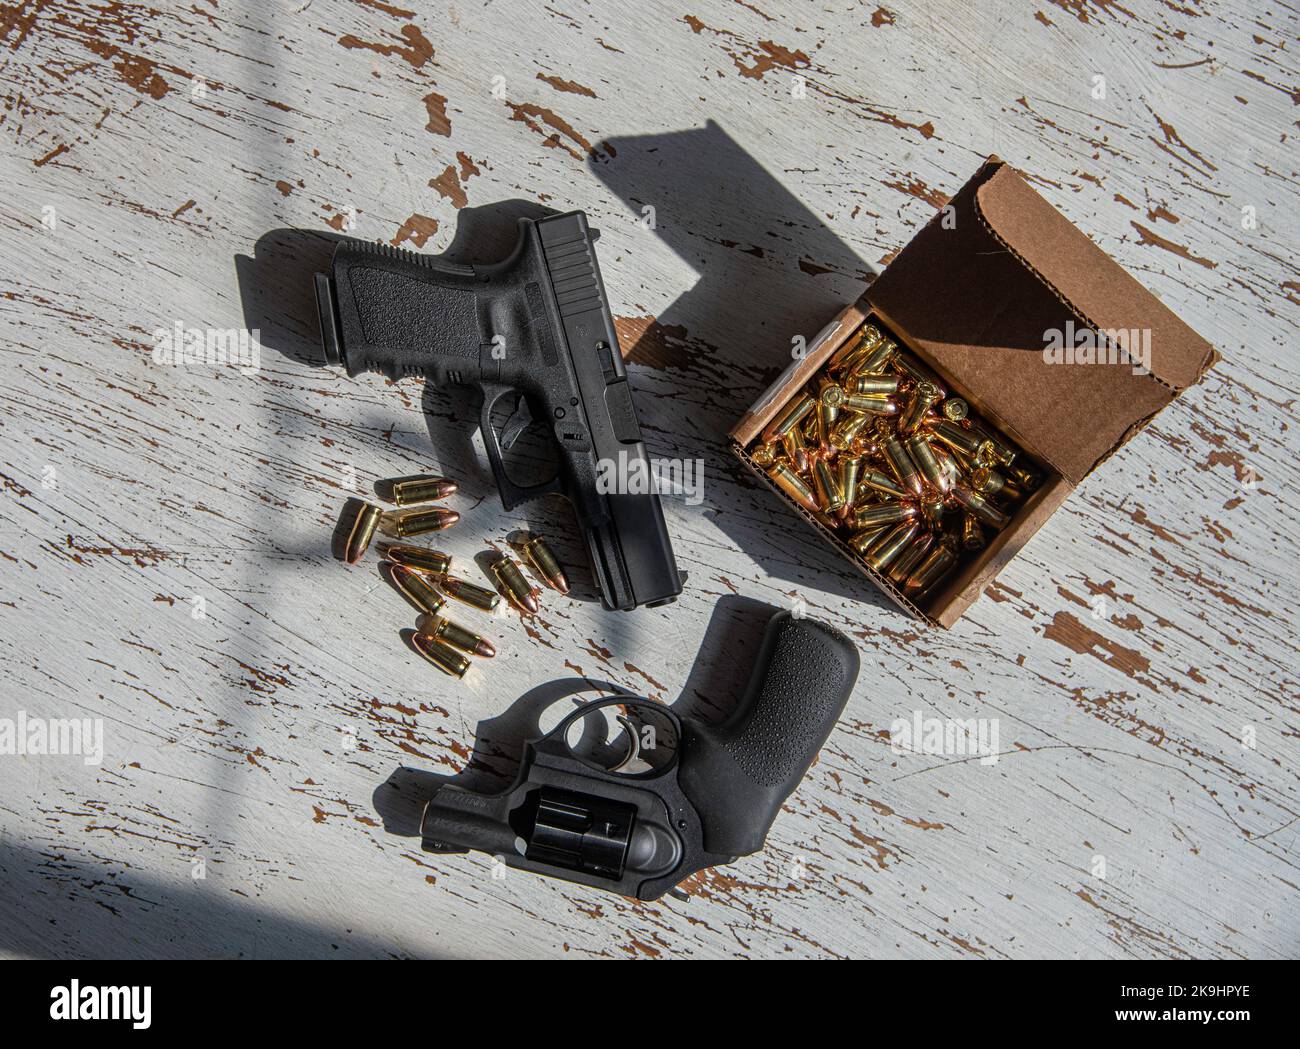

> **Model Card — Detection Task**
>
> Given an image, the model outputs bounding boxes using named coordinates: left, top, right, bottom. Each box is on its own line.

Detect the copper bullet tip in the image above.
left=521, top=592, right=540, bottom=614
left=474, top=638, right=496, bottom=658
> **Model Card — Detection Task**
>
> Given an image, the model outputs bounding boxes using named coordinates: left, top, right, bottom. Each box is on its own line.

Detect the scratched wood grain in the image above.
left=0, top=0, right=1296, bottom=959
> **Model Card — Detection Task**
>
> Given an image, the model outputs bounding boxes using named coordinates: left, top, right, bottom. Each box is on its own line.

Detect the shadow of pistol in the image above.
left=420, top=609, right=860, bottom=901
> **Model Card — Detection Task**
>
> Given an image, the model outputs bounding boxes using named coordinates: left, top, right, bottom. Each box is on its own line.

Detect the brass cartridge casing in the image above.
left=941, top=398, right=968, bottom=422
left=1007, top=464, right=1041, bottom=492
left=970, top=466, right=1022, bottom=502
left=830, top=325, right=883, bottom=373
left=819, top=382, right=847, bottom=410
left=893, top=354, right=947, bottom=398
left=965, top=422, right=1017, bottom=467
left=921, top=496, right=947, bottom=527
left=864, top=520, right=921, bottom=573
left=815, top=401, right=839, bottom=450
left=851, top=337, right=898, bottom=377
left=838, top=456, right=863, bottom=516
left=812, top=459, right=845, bottom=513
left=888, top=532, right=935, bottom=585
left=782, top=425, right=811, bottom=474
left=768, top=462, right=819, bottom=513
left=523, top=534, right=570, bottom=594
left=952, top=484, right=1010, bottom=529
left=904, top=432, right=948, bottom=493
left=749, top=443, right=777, bottom=468
left=852, top=501, right=917, bottom=531
left=848, top=526, right=889, bottom=555
left=899, top=380, right=940, bottom=434
left=905, top=538, right=959, bottom=598
left=762, top=390, right=816, bottom=445
left=859, top=469, right=908, bottom=500
left=389, top=563, right=446, bottom=615
left=882, top=434, right=925, bottom=499
left=960, top=512, right=985, bottom=551
left=842, top=393, right=898, bottom=415
left=380, top=543, right=451, bottom=576
left=491, top=556, right=539, bottom=614
left=345, top=502, right=383, bottom=564
left=412, top=633, right=470, bottom=679
left=421, top=615, right=496, bottom=658
left=829, top=411, right=873, bottom=452
left=927, top=418, right=989, bottom=459
left=439, top=574, right=501, bottom=612
left=382, top=506, right=460, bottom=537
left=848, top=374, right=900, bottom=397
left=931, top=445, right=963, bottom=492
left=391, top=476, right=457, bottom=505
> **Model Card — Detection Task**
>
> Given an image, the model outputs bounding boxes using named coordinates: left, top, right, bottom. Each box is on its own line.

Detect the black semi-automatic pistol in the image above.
left=419, top=610, right=860, bottom=901
left=314, top=210, right=682, bottom=611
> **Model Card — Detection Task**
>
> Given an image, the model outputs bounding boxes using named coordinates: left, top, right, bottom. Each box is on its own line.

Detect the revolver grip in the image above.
left=317, top=240, right=487, bottom=382
left=677, top=611, right=859, bottom=858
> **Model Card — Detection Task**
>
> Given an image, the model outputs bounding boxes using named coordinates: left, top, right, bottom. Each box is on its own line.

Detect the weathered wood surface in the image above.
left=0, top=0, right=1296, bottom=959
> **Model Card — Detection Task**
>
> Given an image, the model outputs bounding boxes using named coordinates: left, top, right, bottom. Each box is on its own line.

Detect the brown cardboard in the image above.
left=865, top=159, right=1217, bottom=485
left=729, top=157, right=1217, bottom=625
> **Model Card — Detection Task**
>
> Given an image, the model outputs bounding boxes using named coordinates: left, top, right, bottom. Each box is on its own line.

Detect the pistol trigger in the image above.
left=499, top=394, right=534, bottom=451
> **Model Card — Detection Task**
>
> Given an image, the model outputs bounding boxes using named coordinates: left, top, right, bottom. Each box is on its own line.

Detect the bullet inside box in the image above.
left=729, top=157, right=1219, bottom=627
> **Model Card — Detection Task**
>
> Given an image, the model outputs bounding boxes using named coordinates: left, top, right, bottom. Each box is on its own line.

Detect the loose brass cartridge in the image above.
left=970, top=466, right=1022, bottom=502
left=951, top=483, right=1010, bottom=529
left=904, top=432, right=948, bottom=493
left=491, top=556, right=539, bottom=614
left=439, top=574, right=501, bottom=612
left=965, top=422, right=1017, bottom=467
left=419, top=614, right=496, bottom=658
left=829, top=411, right=873, bottom=452
left=812, top=459, right=845, bottom=513
left=852, top=501, right=917, bottom=531
left=380, top=543, right=451, bottom=576
left=749, top=443, right=777, bottom=469
left=848, top=374, right=900, bottom=397
left=960, top=512, right=985, bottom=551
left=905, top=537, right=959, bottom=598
left=882, top=434, right=925, bottom=499
left=838, top=456, right=863, bottom=516
left=892, top=354, right=946, bottom=398
left=899, top=380, right=941, bottom=434
left=762, top=390, right=816, bottom=445
left=830, top=325, right=883, bottom=374
left=888, top=531, right=935, bottom=585
left=842, top=393, right=899, bottom=415
left=522, top=534, right=570, bottom=594
left=859, top=469, right=908, bottom=500
left=344, top=502, right=383, bottom=564
left=927, top=418, right=991, bottom=461
left=851, top=337, right=898, bottom=377
left=381, top=506, right=460, bottom=538
left=941, top=398, right=968, bottom=422
left=864, top=520, right=921, bottom=573
left=411, top=632, right=470, bottom=679
left=767, top=462, right=819, bottom=513
left=390, top=475, right=458, bottom=505
left=1007, top=464, right=1041, bottom=492
left=783, top=424, right=812, bottom=474
left=388, top=562, right=446, bottom=615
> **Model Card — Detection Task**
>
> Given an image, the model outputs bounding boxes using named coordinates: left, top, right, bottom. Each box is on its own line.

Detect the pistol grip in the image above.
left=676, top=611, right=859, bottom=858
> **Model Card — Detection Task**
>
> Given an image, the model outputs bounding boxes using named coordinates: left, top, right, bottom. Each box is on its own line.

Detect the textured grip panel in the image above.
left=677, top=611, right=859, bottom=858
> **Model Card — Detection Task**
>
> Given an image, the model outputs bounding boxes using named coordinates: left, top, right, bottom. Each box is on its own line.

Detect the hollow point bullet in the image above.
left=379, top=543, right=451, bottom=576
left=344, top=502, right=383, bottom=564
left=492, top=555, right=539, bottom=614
left=523, top=534, right=569, bottom=594
left=411, top=632, right=470, bottom=679
left=439, top=574, right=501, bottom=612
left=388, top=562, right=446, bottom=615
left=390, top=475, right=458, bottom=505
left=418, top=614, right=496, bottom=658
left=381, top=506, right=459, bottom=538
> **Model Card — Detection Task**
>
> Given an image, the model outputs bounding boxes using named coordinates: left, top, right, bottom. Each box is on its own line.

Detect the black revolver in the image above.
left=313, top=210, right=682, bottom=611
left=420, top=610, right=859, bottom=900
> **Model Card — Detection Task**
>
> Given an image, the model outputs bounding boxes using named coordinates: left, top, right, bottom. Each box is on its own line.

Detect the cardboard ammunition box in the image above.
left=730, top=157, right=1218, bottom=627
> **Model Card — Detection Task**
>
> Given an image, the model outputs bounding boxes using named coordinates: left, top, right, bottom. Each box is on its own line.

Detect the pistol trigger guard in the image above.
left=498, top=394, right=534, bottom=451
left=479, top=385, right=561, bottom=511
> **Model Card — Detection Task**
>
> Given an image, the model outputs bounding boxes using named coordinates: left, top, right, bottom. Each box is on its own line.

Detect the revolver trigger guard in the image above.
left=479, top=385, right=562, bottom=511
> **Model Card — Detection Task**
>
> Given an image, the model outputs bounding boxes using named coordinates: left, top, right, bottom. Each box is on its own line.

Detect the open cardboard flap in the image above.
left=865, top=158, right=1218, bottom=485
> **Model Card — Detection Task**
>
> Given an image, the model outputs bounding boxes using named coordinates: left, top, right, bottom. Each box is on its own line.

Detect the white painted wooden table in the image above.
left=1, top=0, right=1296, bottom=959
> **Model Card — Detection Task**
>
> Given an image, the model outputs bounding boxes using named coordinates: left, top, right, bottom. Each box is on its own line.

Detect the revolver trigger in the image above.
left=499, top=394, right=534, bottom=451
